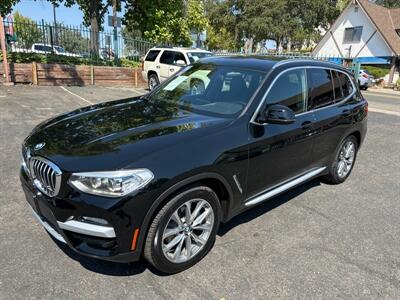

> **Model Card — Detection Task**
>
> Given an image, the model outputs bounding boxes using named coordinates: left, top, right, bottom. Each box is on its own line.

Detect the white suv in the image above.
left=141, top=47, right=212, bottom=90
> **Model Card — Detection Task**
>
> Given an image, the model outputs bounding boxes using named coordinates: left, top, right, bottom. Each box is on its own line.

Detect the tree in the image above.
left=12, top=11, right=42, bottom=49
left=49, top=0, right=120, bottom=55
left=186, top=0, right=208, bottom=47
left=124, top=0, right=192, bottom=46
left=0, top=0, right=19, bottom=16
left=375, top=0, right=400, bottom=8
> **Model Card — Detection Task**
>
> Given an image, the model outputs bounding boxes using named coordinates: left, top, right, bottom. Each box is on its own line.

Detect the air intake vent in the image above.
left=29, top=157, right=62, bottom=197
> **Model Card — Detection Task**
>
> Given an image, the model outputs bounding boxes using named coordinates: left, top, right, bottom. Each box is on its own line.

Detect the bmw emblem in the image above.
left=34, top=142, right=46, bottom=151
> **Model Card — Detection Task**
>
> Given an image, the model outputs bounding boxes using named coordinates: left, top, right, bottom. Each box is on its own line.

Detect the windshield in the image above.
left=187, top=52, right=212, bottom=63
left=147, top=64, right=266, bottom=118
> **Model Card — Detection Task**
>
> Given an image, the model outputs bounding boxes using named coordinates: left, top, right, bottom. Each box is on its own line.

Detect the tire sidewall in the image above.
left=148, top=74, right=159, bottom=91
left=150, top=187, right=220, bottom=273
left=330, top=135, right=358, bottom=183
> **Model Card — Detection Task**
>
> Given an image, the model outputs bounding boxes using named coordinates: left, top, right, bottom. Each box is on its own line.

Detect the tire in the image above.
left=323, top=135, right=358, bottom=184
left=144, top=185, right=220, bottom=273
left=148, top=73, right=159, bottom=91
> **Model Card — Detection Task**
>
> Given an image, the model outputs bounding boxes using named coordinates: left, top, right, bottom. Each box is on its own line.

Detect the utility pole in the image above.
left=0, top=15, right=12, bottom=85
left=112, top=0, right=119, bottom=65
left=53, top=4, right=58, bottom=45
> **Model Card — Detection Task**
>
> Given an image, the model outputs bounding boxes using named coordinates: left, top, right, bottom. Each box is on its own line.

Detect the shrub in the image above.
left=395, top=78, right=400, bottom=90
left=362, top=65, right=390, bottom=79
left=0, top=52, right=140, bottom=68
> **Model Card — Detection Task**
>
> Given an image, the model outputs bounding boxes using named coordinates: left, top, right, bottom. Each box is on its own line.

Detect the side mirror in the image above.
left=176, top=60, right=186, bottom=66
left=258, top=104, right=296, bottom=125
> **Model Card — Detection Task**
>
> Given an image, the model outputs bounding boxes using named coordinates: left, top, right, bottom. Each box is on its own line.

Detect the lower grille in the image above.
left=29, top=157, right=62, bottom=197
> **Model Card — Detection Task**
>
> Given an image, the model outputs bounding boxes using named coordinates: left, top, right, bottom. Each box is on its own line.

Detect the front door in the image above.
left=246, top=68, right=316, bottom=199
left=158, top=50, right=175, bottom=81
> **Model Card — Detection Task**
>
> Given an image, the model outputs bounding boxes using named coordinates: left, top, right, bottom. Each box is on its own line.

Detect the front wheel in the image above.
left=144, top=186, right=220, bottom=273
left=323, top=135, right=358, bottom=184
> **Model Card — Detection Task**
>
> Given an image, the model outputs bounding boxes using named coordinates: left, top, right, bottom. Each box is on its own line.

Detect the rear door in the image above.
left=307, top=68, right=354, bottom=166
left=158, top=50, right=175, bottom=81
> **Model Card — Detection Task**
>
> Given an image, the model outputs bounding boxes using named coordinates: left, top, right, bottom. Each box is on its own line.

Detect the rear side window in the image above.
left=266, top=69, right=307, bottom=114
left=338, top=72, right=354, bottom=97
left=332, top=70, right=343, bottom=101
left=308, top=68, right=335, bottom=110
left=160, top=50, right=175, bottom=64
left=145, top=50, right=160, bottom=62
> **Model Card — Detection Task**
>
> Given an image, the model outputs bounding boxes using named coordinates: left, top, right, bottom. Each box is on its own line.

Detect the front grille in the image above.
left=29, top=157, right=62, bottom=197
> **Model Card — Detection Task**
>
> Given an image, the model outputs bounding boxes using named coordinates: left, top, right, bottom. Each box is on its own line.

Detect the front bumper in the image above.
left=20, top=167, right=145, bottom=263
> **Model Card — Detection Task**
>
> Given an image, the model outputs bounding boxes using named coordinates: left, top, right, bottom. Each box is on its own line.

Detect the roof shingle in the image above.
left=358, top=0, right=400, bottom=55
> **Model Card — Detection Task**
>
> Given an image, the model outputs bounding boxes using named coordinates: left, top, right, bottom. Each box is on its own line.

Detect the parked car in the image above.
left=30, top=43, right=82, bottom=57
left=141, top=47, right=212, bottom=90
left=99, top=47, right=116, bottom=60
left=20, top=57, right=367, bottom=273
left=358, top=69, right=374, bottom=90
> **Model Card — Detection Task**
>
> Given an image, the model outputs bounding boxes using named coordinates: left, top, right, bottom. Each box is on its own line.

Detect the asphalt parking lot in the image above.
left=0, top=85, right=399, bottom=299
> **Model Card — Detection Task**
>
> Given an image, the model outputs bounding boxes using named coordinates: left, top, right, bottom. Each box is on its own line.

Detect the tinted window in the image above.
left=266, top=69, right=307, bottom=114
left=173, top=52, right=186, bottom=64
left=145, top=50, right=160, bottom=62
left=338, top=72, right=354, bottom=97
left=332, top=70, right=343, bottom=101
left=160, top=50, right=175, bottom=64
left=308, top=68, right=335, bottom=110
left=34, top=45, right=42, bottom=51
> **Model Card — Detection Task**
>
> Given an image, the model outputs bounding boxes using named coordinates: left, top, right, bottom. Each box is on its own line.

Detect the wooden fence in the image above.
left=0, top=63, right=146, bottom=87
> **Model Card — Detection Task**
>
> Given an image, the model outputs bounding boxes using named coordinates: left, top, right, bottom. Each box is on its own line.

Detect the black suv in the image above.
left=20, top=57, right=367, bottom=273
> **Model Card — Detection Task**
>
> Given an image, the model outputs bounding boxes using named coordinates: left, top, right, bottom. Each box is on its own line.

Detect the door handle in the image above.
left=342, top=109, right=351, bottom=116
left=301, top=121, right=314, bottom=130
left=156, top=65, right=160, bottom=69
left=169, top=68, right=175, bottom=72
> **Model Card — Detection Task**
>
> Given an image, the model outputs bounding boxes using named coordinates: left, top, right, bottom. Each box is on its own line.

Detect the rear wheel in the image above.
left=148, top=73, right=159, bottom=91
left=323, top=135, right=358, bottom=184
left=144, top=186, right=220, bottom=273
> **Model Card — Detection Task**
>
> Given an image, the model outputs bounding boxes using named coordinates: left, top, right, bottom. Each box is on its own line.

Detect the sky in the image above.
left=11, top=0, right=125, bottom=29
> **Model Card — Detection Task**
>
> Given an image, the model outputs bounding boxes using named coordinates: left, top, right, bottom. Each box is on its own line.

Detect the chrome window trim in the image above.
left=250, top=65, right=357, bottom=125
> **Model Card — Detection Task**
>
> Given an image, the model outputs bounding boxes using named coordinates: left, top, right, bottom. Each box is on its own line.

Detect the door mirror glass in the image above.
left=258, top=104, right=296, bottom=124
left=176, top=60, right=186, bottom=66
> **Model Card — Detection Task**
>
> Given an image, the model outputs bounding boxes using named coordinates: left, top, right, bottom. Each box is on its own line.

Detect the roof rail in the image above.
left=272, top=58, right=345, bottom=69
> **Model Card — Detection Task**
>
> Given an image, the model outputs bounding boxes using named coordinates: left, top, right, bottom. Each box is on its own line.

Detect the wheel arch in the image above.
left=136, top=172, right=234, bottom=255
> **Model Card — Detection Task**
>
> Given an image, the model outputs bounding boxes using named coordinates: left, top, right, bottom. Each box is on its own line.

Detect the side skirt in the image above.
left=245, top=167, right=326, bottom=207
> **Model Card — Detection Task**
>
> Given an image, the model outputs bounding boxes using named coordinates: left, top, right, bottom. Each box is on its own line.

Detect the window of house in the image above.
left=265, top=69, right=307, bottom=114
left=343, top=26, right=363, bottom=43
left=308, top=68, right=335, bottom=110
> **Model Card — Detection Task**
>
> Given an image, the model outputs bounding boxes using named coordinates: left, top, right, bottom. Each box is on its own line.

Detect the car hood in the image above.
left=25, top=96, right=230, bottom=171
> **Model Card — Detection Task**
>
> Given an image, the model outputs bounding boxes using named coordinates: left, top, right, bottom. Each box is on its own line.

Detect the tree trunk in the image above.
left=90, top=16, right=99, bottom=56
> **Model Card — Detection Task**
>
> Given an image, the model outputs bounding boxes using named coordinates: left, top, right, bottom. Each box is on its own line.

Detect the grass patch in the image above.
left=362, top=65, right=390, bottom=79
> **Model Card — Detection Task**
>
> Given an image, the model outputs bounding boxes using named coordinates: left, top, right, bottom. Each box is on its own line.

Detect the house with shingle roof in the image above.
left=313, top=0, right=400, bottom=83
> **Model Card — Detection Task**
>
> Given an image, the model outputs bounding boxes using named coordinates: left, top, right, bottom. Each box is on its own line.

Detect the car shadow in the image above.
left=51, top=178, right=322, bottom=276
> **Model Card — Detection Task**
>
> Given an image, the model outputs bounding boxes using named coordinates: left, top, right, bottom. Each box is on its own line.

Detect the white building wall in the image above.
left=313, top=3, right=393, bottom=58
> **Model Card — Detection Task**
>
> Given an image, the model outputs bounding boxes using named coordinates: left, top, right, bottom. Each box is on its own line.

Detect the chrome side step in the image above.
left=245, top=167, right=326, bottom=207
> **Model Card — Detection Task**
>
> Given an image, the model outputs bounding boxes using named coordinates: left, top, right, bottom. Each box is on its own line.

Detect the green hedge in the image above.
left=0, top=52, right=140, bottom=68
left=362, top=65, right=390, bottom=79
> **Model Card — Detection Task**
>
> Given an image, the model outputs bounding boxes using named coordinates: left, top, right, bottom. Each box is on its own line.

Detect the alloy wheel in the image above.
left=161, top=199, right=214, bottom=263
left=337, top=140, right=355, bottom=178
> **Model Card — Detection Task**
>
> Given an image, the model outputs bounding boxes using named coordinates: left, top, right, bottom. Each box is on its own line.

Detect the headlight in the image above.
left=69, top=169, right=154, bottom=197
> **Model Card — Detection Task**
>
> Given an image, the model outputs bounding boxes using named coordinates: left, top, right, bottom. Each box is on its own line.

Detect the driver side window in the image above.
left=266, top=69, right=307, bottom=114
